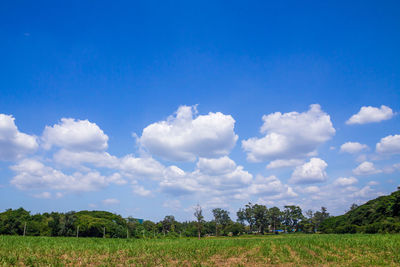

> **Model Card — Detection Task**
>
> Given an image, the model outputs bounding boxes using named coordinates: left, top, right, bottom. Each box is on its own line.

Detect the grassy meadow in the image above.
left=1, top=234, right=400, bottom=266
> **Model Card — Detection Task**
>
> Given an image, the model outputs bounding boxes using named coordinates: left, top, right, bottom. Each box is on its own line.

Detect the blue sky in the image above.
left=0, top=0, right=399, bottom=221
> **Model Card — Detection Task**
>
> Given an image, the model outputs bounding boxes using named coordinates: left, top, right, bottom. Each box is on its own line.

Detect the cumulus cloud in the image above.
left=32, top=192, right=52, bottom=199
left=196, top=156, right=236, bottom=175
left=353, top=161, right=381, bottom=176
left=242, top=104, right=335, bottom=162
left=160, top=165, right=199, bottom=195
left=131, top=181, right=152, bottom=196
left=10, top=159, right=122, bottom=192
left=53, top=149, right=164, bottom=180
left=266, top=159, right=304, bottom=169
left=139, top=105, right=238, bottom=161
left=160, top=157, right=252, bottom=196
left=119, top=155, right=165, bottom=179
left=340, top=142, right=368, bottom=154
left=0, top=114, right=38, bottom=161
left=346, top=105, right=394, bottom=125
left=350, top=186, right=377, bottom=198
left=53, top=149, right=119, bottom=169
left=301, top=186, right=320, bottom=194
left=376, top=134, right=400, bottom=154
left=102, top=198, right=120, bottom=205
left=290, top=158, right=328, bottom=184
left=333, top=177, right=358, bottom=186
left=234, top=175, right=296, bottom=200
left=42, top=118, right=108, bottom=151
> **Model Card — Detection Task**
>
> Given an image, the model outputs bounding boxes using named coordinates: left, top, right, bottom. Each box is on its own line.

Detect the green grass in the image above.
left=1, top=234, right=400, bottom=266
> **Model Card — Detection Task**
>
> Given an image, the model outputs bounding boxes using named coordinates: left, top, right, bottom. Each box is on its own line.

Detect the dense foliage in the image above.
left=0, top=202, right=332, bottom=238
left=320, top=189, right=400, bottom=233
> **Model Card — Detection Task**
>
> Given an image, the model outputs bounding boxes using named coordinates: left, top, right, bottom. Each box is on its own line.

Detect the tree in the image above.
left=283, top=205, right=303, bottom=232
left=194, top=204, right=204, bottom=239
left=252, top=204, right=269, bottom=234
left=269, top=207, right=282, bottom=233
left=162, top=215, right=176, bottom=234
left=212, top=208, right=231, bottom=236
left=237, top=203, right=257, bottom=233
left=349, top=203, right=359, bottom=212
left=313, top=207, right=329, bottom=232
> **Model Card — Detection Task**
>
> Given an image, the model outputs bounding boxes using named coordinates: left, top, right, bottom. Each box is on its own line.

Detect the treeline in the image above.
left=0, top=204, right=331, bottom=238
left=320, top=189, right=400, bottom=234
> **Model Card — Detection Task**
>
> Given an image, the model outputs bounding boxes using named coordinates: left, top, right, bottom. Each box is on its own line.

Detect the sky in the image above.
left=0, top=0, right=399, bottom=221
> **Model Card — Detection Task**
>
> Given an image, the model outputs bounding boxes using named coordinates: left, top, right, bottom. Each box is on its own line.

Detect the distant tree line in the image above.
left=0, top=203, right=332, bottom=238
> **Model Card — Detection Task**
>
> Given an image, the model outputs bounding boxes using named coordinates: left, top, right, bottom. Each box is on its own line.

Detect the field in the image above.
left=1, top=234, right=400, bottom=266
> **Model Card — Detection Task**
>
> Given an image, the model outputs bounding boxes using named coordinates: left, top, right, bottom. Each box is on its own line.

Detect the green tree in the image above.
left=212, top=208, right=231, bottom=236
left=253, top=204, right=269, bottom=234
left=313, top=207, right=329, bottom=232
left=194, top=204, right=204, bottom=239
left=283, top=205, right=304, bottom=232
left=269, top=207, right=282, bottom=233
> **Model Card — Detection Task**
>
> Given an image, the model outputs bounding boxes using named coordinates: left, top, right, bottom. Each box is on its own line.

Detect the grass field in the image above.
left=1, top=234, right=400, bottom=266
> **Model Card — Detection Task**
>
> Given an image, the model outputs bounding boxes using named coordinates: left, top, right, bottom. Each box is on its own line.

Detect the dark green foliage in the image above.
left=212, top=208, right=231, bottom=236
left=320, top=190, right=400, bottom=233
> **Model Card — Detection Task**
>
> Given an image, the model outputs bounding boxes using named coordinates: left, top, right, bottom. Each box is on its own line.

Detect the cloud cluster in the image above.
left=139, top=106, right=238, bottom=161
left=0, top=114, right=38, bottom=161
left=333, top=177, right=358, bottom=186
left=346, top=105, right=394, bottom=125
left=353, top=161, right=381, bottom=176
left=160, top=156, right=252, bottom=196
left=10, top=159, right=120, bottom=192
left=376, top=134, right=400, bottom=154
left=42, top=118, right=109, bottom=151
left=290, top=158, right=328, bottom=184
left=1, top=104, right=398, bottom=215
left=242, top=104, right=335, bottom=162
left=266, top=159, right=304, bottom=169
left=340, top=142, right=368, bottom=154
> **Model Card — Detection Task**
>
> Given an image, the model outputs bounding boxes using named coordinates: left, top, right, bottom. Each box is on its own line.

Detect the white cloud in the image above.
left=376, top=134, right=400, bottom=154
left=333, top=177, right=358, bottom=186
left=160, top=166, right=199, bottom=195
left=242, top=104, right=335, bottom=162
left=32, top=192, right=52, bottom=199
left=243, top=175, right=286, bottom=195
left=10, top=159, right=122, bottom=192
left=346, top=105, right=394, bottom=125
left=350, top=186, right=375, bottom=198
left=139, top=105, right=238, bottom=161
left=42, top=118, right=108, bottom=151
left=160, top=157, right=252, bottom=196
left=132, top=181, right=152, bottom=196
left=266, top=159, right=304, bottom=169
left=53, top=149, right=164, bottom=180
left=162, top=199, right=182, bottom=210
left=340, top=142, right=368, bottom=154
left=53, top=149, right=119, bottom=169
left=353, top=161, right=381, bottom=176
left=0, top=114, right=38, bottom=161
left=290, top=158, right=328, bottom=184
left=102, top=198, right=120, bottom=205
left=196, top=156, right=236, bottom=175
left=302, top=186, right=320, bottom=194
left=119, top=155, right=165, bottom=179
